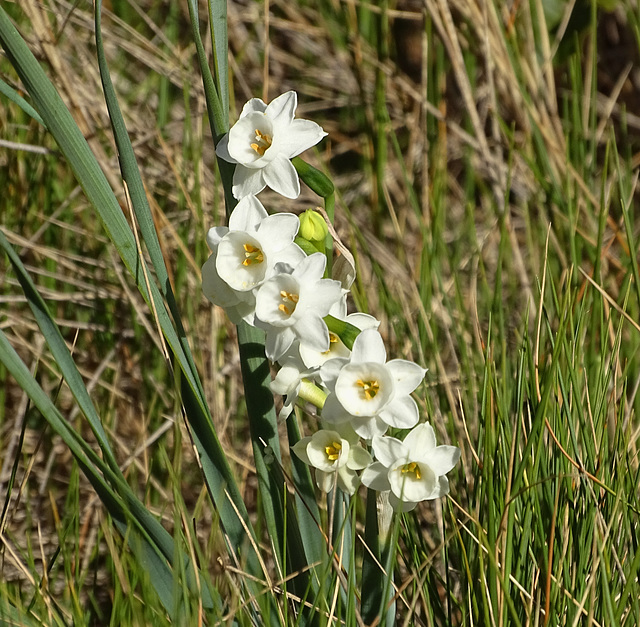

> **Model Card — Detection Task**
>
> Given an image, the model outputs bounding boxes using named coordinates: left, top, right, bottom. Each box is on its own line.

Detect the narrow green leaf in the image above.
left=0, top=228, right=119, bottom=473
left=0, top=5, right=264, bottom=591
left=208, top=0, right=229, bottom=118
left=186, top=0, right=236, bottom=213
left=94, top=0, right=202, bottom=391
left=0, top=76, right=45, bottom=127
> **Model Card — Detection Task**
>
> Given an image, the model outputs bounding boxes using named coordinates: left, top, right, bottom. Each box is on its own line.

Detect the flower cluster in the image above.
left=203, top=91, right=460, bottom=511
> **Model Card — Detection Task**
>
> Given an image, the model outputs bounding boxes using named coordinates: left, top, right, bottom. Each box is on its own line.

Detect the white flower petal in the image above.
left=361, top=462, right=391, bottom=491
left=265, top=91, right=297, bottom=126
left=227, top=113, right=276, bottom=166
left=270, top=364, right=302, bottom=396
left=267, top=244, right=307, bottom=278
left=425, top=446, right=461, bottom=476
left=215, top=133, right=233, bottom=163
left=347, top=446, right=372, bottom=470
left=388, top=462, right=436, bottom=503
left=336, top=466, right=360, bottom=495
left=294, top=314, right=330, bottom=353
left=255, top=274, right=300, bottom=327
left=389, top=493, right=418, bottom=512
left=321, top=393, right=351, bottom=424
left=345, top=312, right=380, bottom=331
left=431, top=475, right=450, bottom=499
left=402, top=423, right=436, bottom=457
left=292, top=437, right=312, bottom=465
left=202, top=254, right=242, bottom=308
left=335, top=363, right=394, bottom=417
left=228, top=195, right=268, bottom=231
left=232, top=165, right=266, bottom=199
left=256, top=213, right=300, bottom=253
left=262, top=324, right=296, bottom=362
left=300, top=280, right=344, bottom=318
left=378, top=395, right=420, bottom=429
left=350, top=329, right=386, bottom=364
left=263, top=155, right=300, bottom=199
left=240, top=97, right=267, bottom=117
left=228, top=300, right=257, bottom=326
left=307, top=430, right=349, bottom=471
left=371, top=435, right=406, bottom=468
left=351, top=415, right=387, bottom=440
left=316, top=469, right=335, bottom=493
left=216, top=232, right=267, bottom=292
left=386, top=359, right=426, bottom=396
left=293, top=251, right=326, bottom=281
left=206, top=226, right=229, bottom=250
left=318, top=358, right=348, bottom=392
left=276, top=118, right=327, bottom=158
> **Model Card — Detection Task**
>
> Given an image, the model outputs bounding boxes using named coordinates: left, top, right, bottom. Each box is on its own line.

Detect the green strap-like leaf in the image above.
left=0, top=228, right=119, bottom=473
left=0, top=4, right=263, bottom=590
left=0, top=328, right=183, bottom=617
left=93, top=0, right=203, bottom=397
left=0, top=75, right=45, bottom=127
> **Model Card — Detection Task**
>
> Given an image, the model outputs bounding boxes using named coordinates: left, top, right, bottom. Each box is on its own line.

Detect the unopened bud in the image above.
left=298, top=209, right=329, bottom=243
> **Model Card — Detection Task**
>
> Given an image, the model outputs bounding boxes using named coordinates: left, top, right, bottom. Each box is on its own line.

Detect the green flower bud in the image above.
left=298, top=209, right=329, bottom=243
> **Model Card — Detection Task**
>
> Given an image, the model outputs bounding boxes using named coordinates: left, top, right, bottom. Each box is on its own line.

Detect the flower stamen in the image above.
left=325, top=441, right=342, bottom=461
left=250, top=129, right=273, bottom=156
left=242, top=243, right=264, bottom=266
left=321, top=332, right=340, bottom=355
left=356, top=379, right=380, bottom=400
left=401, top=462, right=421, bottom=480
left=278, top=290, right=299, bottom=315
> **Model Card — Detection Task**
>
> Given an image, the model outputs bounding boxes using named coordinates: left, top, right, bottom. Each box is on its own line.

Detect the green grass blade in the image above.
left=0, top=330, right=182, bottom=617
left=186, top=0, right=235, bottom=212
left=0, top=4, right=266, bottom=591
left=0, top=227, right=119, bottom=473
left=0, top=75, right=44, bottom=127
left=93, top=0, right=201, bottom=384
left=208, top=0, right=229, bottom=118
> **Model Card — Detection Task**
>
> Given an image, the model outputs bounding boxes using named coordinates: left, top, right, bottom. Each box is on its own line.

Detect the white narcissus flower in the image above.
left=269, top=344, right=319, bottom=420
left=216, top=91, right=327, bottom=199
left=361, top=423, right=461, bottom=511
left=254, top=253, right=344, bottom=362
left=298, top=295, right=379, bottom=369
left=321, top=329, right=426, bottom=439
left=201, top=196, right=304, bottom=324
left=292, top=426, right=372, bottom=495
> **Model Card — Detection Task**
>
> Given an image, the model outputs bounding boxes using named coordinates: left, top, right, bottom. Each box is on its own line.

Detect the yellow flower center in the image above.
left=356, top=379, right=380, bottom=400
left=325, top=441, right=342, bottom=461
left=278, top=290, right=299, bottom=315
left=250, top=129, right=273, bottom=156
left=242, top=243, right=264, bottom=266
left=321, top=332, right=340, bottom=355
left=401, top=462, right=421, bottom=480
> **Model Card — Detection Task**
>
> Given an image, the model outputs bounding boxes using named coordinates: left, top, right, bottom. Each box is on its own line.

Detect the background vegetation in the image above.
left=1, top=0, right=640, bottom=624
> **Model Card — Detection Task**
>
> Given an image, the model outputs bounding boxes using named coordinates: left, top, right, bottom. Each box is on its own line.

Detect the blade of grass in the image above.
left=0, top=329, right=185, bottom=619
left=0, top=75, right=45, bottom=127
left=0, top=5, right=265, bottom=596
